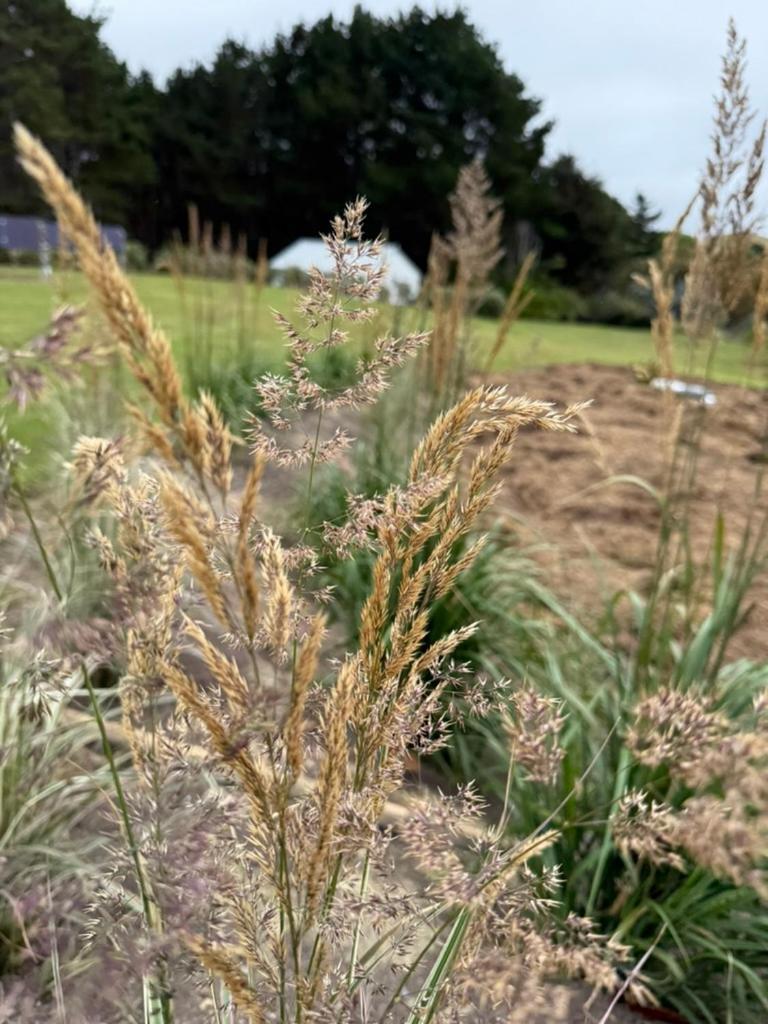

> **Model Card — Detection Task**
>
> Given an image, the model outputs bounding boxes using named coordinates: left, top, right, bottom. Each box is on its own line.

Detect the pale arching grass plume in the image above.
left=9, top=124, right=652, bottom=1024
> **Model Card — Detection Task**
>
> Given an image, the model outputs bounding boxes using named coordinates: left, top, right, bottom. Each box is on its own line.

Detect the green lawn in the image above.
left=481, top=317, right=760, bottom=385
left=1, top=263, right=765, bottom=500
left=0, top=266, right=290, bottom=365
left=1, top=265, right=763, bottom=388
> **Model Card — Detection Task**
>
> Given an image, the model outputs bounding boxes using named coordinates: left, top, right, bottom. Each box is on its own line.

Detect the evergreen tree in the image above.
left=0, top=0, right=155, bottom=223
left=629, top=191, right=662, bottom=258
left=0, top=1, right=651, bottom=301
left=153, top=7, right=550, bottom=263
left=537, top=155, right=640, bottom=291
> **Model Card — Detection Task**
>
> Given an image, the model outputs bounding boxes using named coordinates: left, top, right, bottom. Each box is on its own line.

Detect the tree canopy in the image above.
left=0, top=0, right=156, bottom=222
left=151, top=7, right=551, bottom=267
left=1, top=2, right=657, bottom=295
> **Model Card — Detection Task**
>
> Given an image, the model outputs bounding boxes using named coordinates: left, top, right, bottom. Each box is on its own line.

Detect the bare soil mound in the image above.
left=490, top=362, right=768, bottom=662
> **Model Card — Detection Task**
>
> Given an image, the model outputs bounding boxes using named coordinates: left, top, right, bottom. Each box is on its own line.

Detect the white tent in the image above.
left=270, top=238, right=422, bottom=303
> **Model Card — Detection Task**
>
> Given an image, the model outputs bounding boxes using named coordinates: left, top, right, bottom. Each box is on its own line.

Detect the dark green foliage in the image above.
left=149, top=7, right=549, bottom=265
left=1, top=4, right=652, bottom=310
left=0, top=0, right=156, bottom=223
left=184, top=336, right=360, bottom=433
left=629, top=191, right=662, bottom=259
left=0, top=247, right=37, bottom=266
left=124, top=239, right=149, bottom=271
left=581, top=285, right=653, bottom=326
left=537, top=155, right=641, bottom=293
left=522, top=279, right=588, bottom=322
left=475, top=287, right=508, bottom=319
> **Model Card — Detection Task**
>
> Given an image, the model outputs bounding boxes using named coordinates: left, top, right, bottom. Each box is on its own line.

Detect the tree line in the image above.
left=1, top=1, right=659, bottom=299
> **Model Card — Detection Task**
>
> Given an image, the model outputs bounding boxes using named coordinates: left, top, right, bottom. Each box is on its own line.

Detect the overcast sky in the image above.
left=70, top=1, right=768, bottom=226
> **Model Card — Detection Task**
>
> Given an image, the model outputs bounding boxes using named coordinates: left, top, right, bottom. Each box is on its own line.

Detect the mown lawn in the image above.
left=1, top=265, right=763, bottom=387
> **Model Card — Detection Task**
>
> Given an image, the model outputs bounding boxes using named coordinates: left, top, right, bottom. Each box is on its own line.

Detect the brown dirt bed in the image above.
left=486, top=362, right=768, bottom=662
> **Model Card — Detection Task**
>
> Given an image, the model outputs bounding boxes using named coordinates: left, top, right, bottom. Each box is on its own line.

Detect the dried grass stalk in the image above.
left=16, top=125, right=629, bottom=1024
left=486, top=251, right=536, bottom=372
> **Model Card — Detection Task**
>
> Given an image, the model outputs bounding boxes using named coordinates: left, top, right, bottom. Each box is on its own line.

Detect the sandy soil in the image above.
left=484, top=362, right=768, bottom=662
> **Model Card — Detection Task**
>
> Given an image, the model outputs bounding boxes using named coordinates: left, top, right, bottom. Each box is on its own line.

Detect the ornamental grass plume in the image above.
left=695, top=17, right=766, bottom=324
left=13, top=124, right=634, bottom=1024
left=617, top=686, right=768, bottom=896
left=0, top=305, right=105, bottom=411
left=502, top=683, right=566, bottom=786
left=635, top=198, right=695, bottom=381
left=635, top=20, right=765, bottom=374
left=485, top=250, right=536, bottom=373
left=427, top=160, right=504, bottom=403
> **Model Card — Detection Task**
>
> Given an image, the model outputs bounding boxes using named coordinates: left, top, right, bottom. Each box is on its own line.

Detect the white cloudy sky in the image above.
left=70, top=1, right=768, bottom=225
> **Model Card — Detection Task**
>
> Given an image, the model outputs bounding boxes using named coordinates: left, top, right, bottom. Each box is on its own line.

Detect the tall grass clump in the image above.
left=422, top=161, right=534, bottom=409
left=157, top=204, right=365, bottom=433
left=7, top=125, right=654, bottom=1024
left=0, top=303, right=122, bottom=491
left=299, top=395, right=559, bottom=712
left=445, top=21, right=768, bottom=1023
left=638, top=17, right=766, bottom=384
left=0, top=609, right=107, bottom=982
left=442, top=447, right=768, bottom=1020
left=157, top=206, right=276, bottom=432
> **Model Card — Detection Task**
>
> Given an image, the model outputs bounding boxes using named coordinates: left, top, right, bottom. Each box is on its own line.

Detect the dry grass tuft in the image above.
left=426, top=160, right=505, bottom=403
left=8, top=125, right=645, bottom=1024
